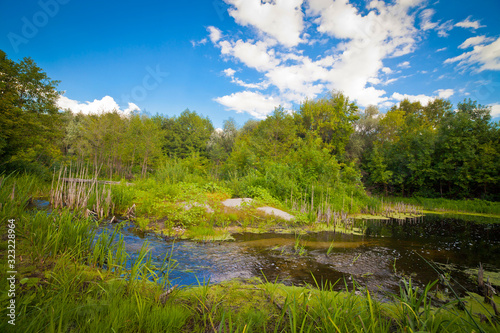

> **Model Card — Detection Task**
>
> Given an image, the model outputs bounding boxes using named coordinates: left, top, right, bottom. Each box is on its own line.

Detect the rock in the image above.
left=256, top=206, right=294, bottom=221
left=221, top=198, right=253, bottom=208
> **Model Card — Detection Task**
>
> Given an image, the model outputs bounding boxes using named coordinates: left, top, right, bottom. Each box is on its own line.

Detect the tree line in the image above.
left=1, top=51, right=498, bottom=200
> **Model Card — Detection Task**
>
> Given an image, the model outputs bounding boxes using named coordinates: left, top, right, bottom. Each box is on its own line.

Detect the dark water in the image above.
left=31, top=200, right=500, bottom=293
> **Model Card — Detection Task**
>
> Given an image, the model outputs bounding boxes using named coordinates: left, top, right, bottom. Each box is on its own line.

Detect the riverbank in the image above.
left=384, top=196, right=500, bottom=218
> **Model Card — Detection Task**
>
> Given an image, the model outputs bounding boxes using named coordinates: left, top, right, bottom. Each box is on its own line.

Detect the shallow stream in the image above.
left=32, top=200, right=500, bottom=294
left=102, top=213, right=500, bottom=294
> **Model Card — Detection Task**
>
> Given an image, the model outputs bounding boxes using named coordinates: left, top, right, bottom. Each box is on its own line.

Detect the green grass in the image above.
left=385, top=196, right=500, bottom=216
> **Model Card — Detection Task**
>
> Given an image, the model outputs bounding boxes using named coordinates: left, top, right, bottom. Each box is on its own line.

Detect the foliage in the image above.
left=0, top=50, right=63, bottom=175
left=358, top=98, right=499, bottom=200
left=159, top=109, right=214, bottom=159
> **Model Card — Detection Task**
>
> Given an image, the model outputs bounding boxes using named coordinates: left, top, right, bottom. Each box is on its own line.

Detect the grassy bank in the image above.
left=384, top=196, right=500, bottom=217
left=1, top=173, right=499, bottom=332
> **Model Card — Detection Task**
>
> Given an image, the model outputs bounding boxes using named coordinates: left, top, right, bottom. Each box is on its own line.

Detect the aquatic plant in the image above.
left=293, top=233, right=307, bottom=256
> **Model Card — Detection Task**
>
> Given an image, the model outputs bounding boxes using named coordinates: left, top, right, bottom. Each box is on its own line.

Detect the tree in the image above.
left=207, top=118, right=238, bottom=165
left=345, top=105, right=380, bottom=163
left=161, top=109, right=214, bottom=158
left=296, top=91, right=359, bottom=156
left=0, top=50, right=63, bottom=171
left=433, top=99, right=495, bottom=198
left=365, top=145, right=392, bottom=195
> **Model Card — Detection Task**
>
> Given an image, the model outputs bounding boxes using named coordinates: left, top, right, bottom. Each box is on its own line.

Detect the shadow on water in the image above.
left=31, top=199, right=500, bottom=294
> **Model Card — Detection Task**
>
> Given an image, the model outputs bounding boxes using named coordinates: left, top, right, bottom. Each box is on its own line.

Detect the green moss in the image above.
left=465, top=268, right=500, bottom=287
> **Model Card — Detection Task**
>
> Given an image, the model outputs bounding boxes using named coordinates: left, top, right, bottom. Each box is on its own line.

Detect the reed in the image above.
left=50, top=163, right=115, bottom=219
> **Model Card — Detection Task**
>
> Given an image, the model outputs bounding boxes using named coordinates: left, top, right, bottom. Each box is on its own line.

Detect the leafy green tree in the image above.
left=346, top=105, right=380, bottom=163
left=365, top=144, right=392, bottom=195
left=296, top=91, right=359, bottom=156
left=0, top=50, right=63, bottom=172
left=207, top=118, right=238, bottom=165
left=433, top=99, right=495, bottom=198
left=161, top=109, right=214, bottom=158
left=226, top=107, right=296, bottom=175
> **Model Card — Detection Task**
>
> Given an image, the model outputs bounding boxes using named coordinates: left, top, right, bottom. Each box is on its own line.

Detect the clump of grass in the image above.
left=293, top=233, right=307, bottom=256
left=326, top=239, right=335, bottom=256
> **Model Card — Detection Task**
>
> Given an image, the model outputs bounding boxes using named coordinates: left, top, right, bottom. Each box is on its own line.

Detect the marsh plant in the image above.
left=293, top=233, right=307, bottom=256
left=50, top=164, right=114, bottom=219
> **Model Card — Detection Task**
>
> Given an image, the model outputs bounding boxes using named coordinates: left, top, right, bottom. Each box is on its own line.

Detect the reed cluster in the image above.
left=50, top=164, right=114, bottom=219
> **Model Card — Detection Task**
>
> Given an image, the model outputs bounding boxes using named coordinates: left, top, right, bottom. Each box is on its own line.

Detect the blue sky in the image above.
left=1, top=0, right=499, bottom=128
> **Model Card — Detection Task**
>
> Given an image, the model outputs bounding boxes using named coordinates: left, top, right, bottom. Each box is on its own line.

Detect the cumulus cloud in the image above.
left=57, top=95, right=140, bottom=115
left=209, top=0, right=445, bottom=117
left=214, top=91, right=285, bottom=118
left=455, top=16, right=485, bottom=30
left=445, top=36, right=500, bottom=71
left=490, top=103, right=500, bottom=118
left=207, top=26, right=222, bottom=43
left=398, top=61, right=411, bottom=68
left=218, top=39, right=280, bottom=72
left=223, top=68, right=236, bottom=77
left=224, top=0, right=305, bottom=47
left=436, top=88, right=454, bottom=99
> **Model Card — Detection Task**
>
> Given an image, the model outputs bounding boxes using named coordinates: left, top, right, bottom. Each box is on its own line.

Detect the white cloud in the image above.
left=490, top=103, right=500, bottom=117
left=419, top=9, right=437, bottom=31
left=391, top=92, right=434, bottom=105
left=380, top=101, right=395, bottom=108
left=391, top=88, right=454, bottom=105
left=418, top=9, right=454, bottom=38
left=382, top=67, right=393, bottom=74
left=214, top=91, right=285, bottom=118
left=57, top=95, right=140, bottom=115
left=436, top=47, right=447, bottom=52
left=224, top=0, right=305, bottom=47
left=222, top=68, right=269, bottom=89
left=223, top=68, right=236, bottom=77
left=445, top=36, right=500, bottom=71
left=207, top=26, right=222, bottom=43
left=436, top=88, right=454, bottom=99
left=218, top=39, right=280, bottom=72
left=191, top=38, right=207, bottom=47
left=384, top=78, right=398, bottom=85
left=397, top=61, right=410, bottom=68
left=455, top=16, right=485, bottom=30
left=209, top=0, right=427, bottom=116
left=265, top=55, right=331, bottom=102
left=436, top=20, right=454, bottom=37
left=305, top=0, right=421, bottom=106
left=458, top=35, right=495, bottom=49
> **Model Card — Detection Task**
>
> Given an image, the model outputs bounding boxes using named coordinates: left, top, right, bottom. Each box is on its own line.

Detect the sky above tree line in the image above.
left=1, top=0, right=499, bottom=128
